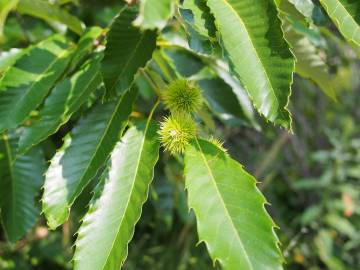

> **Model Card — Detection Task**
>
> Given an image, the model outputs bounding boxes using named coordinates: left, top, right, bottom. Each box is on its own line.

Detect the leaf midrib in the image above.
left=71, top=95, right=127, bottom=204
left=195, top=138, right=254, bottom=270
left=109, top=33, right=146, bottom=94
left=20, top=71, right=100, bottom=155
left=7, top=40, right=70, bottom=127
left=101, top=119, right=153, bottom=269
left=217, top=0, right=280, bottom=114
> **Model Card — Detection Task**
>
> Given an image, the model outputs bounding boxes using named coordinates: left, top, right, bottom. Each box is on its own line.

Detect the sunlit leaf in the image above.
left=42, top=87, right=138, bottom=229
left=134, top=0, right=176, bottom=30
left=18, top=52, right=103, bottom=154
left=74, top=119, right=159, bottom=270
left=206, top=0, right=294, bottom=129
left=0, top=35, right=73, bottom=133
left=17, top=0, right=84, bottom=35
left=185, top=139, right=283, bottom=270
left=320, top=0, right=360, bottom=46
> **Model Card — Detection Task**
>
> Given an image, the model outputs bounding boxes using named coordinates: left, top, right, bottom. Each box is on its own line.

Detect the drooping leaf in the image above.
left=284, top=23, right=336, bottom=99
left=184, top=139, right=283, bottom=270
left=206, top=0, right=295, bottom=129
left=320, top=0, right=360, bottom=46
left=16, top=0, right=84, bottom=35
left=73, top=119, right=159, bottom=270
left=0, top=0, right=19, bottom=41
left=0, top=35, right=73, bottom=133
left=277, top=0, right=336, bottom=99
left=0, top=132, right=45, bottom=242
left=134, top=0, right=176, bottom=30
left=101, top=6, right=157, bottom=97
left=42, top=87, right=138, bottom=229
left=18, top=52, right=103, bottom=155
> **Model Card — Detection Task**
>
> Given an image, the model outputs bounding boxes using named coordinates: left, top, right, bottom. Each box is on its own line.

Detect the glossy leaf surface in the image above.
left=74, top=119, right=159, bottom=270
left=18, top=53, right=103, bottom=154
left=206, top=0, right=294, bottom=128
left=42, top=87, right=137, bottom=229
left=0, top=35, right=72, bottom=133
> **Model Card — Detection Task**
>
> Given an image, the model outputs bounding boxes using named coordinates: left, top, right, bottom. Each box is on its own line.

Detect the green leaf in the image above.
left=134, top=0, right=176, bottom=30
left=284, top=24, right=336, bottom=99
left=277, top=1, right=336, bottom=99
left=206, top=0, right=294, bottom=129
left=73, top=119, right=160, bottom=270
left=102, top=6, right=157, bottom=97
left=207, top=61, right=260, bottom=129
left=288, top=0, right=315, bottom=18
left=180, top=0, right=217, bottom=54
left=184, top=139, right=283, bottom=270
left=70, top=26, right=103, bottom=69
left=0, top=48, right=23, bottom=73
left=18, top=53, right=103, bottom=155
left=0, top=0, right=19, bottom=41
left=0, top=133, right=45, bottom=242
left=199, top=78, right=256, bottom=127
left=0, top=35, right=73, bottom=133
left=182, top=0, right=216, bottom=39
left=42, top=87, right=138, bottom=229
left=320, top=0, right=360, bottom=46
left=16, top=0, right=84, bottom=35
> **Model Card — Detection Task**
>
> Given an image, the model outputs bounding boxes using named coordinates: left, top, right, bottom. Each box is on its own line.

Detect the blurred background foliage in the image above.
left=0, top=0, right=359, bottom=269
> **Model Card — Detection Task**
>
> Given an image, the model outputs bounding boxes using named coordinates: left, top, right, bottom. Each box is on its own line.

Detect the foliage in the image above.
left=0, top=0, right=359, bottom=269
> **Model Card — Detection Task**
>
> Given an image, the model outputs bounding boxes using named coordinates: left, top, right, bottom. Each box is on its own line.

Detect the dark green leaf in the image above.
left=102, top=6, right=157, bottom=97
left=134, top=0, right=176, bottom=30
left=70, top=26, right=103, bottom=69
left=18, top=52, right=103, bottom=155
left=199, top=78, right=254, bottom=127
left=42, top=87, right=138, bottom=229
left=0, top=132, right=45, bottom=242
left=0, top=35, right=73, bottom=133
